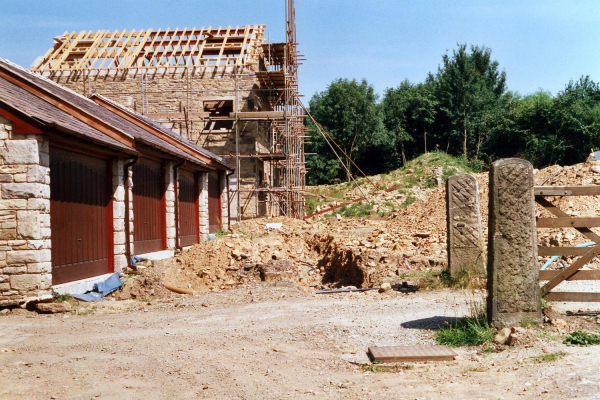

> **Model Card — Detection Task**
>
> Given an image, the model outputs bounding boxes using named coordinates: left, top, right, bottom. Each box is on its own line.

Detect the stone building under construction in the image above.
left=31, top=3, right=306, bottom=220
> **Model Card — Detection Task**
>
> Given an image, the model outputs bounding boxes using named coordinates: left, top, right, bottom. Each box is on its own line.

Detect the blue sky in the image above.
left=1, top=0, right=599, bottom=100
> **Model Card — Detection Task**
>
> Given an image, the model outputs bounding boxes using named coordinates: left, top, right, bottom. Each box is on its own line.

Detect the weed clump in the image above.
left=529, top=351, right=567, bottom=363
left=565, top=329, right=600, bottom=346
left=435, top=301, right=494, bottom=347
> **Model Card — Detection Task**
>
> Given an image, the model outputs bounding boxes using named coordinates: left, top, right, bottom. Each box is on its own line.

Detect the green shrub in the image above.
left=338, top=201, right=373, bottom=218
left=565, top=329, right=600, bottom=346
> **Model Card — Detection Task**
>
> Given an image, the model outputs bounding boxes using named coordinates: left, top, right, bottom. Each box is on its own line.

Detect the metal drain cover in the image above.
left=368, top=345, right=457, bottom=362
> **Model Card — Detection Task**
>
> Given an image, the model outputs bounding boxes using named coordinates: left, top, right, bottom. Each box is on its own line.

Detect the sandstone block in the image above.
left=2, top=183, right=48, bottom=199
left=27, top=198, right=50, bottom=211
left=3, top=139, right=39, bottom=164
left=35, top=302, right=71, bottom=314
left=16, top=211, right=41, bottom=240
left=10, top=274, right=39, bottom=291
left=7, top=250, right=40, bottom=264
left=26, top=165, right=48, bottom=183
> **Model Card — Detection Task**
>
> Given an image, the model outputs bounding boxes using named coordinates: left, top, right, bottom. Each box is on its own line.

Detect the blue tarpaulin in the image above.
left=72, top=273, right=123, bottom=302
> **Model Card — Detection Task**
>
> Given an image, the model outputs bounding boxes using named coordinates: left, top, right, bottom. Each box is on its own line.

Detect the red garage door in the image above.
left=208, top=172, right=221, bottom=233
left=178, top=170, right=199, bottom=247
left=133, top=158, right=165, bottom=254
left=50, top=148, right=111, bottom=285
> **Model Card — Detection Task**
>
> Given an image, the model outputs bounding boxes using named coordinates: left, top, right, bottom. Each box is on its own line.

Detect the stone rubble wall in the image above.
left=0, top=116, right=52, bottom=306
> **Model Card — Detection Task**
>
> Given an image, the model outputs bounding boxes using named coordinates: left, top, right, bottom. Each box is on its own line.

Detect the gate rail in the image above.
left=536, top=185, right=600, bottom=302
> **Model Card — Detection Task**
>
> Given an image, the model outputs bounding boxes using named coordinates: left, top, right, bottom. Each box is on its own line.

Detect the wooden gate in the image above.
left=536, top=185, right=600, bottom=302
left=208, top=172, right=222, bottom=233
left=178, top=170, right=199, bottom=247
left=133, top=158, right=165, bottom=254
left=50, top=148, right=112, bottom=285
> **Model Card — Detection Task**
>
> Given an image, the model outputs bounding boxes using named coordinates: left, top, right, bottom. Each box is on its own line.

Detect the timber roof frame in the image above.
left=31, top=26, right=266, bottom=73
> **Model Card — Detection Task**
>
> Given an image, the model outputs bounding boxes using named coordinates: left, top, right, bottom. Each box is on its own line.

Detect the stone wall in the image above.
left=165, top=162, right=176, bottom=250
left=0, top=116, right=52, bottom=306
left=49, top=69, right=269, bottom=219
left=199, top=172, right=209, bottom=242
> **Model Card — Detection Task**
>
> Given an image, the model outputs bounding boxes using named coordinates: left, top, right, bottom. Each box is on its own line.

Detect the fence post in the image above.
left=446, top=174, right=485, bottom=278
left=487, top=158, right=542, bottom=329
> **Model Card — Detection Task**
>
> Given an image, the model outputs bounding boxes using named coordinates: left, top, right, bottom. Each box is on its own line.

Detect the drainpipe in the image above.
left=124, top=156, right=139, bottom=270
left=173, top=160, right=186, bottom=252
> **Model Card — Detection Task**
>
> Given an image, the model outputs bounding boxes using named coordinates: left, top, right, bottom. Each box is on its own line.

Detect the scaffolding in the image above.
left=31, top=0, right=306, bottom=220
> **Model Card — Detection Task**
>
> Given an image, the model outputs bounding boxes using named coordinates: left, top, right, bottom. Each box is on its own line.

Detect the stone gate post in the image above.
left=487, top=158, right=542, bottom=329
left=446, top=174, right=485, bottom=277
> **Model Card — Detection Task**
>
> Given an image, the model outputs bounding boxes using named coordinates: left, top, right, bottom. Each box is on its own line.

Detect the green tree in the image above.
left=433, top=44, right=507, bottom=158
left=306, top=78, right=388, bottom=184
left=382, top=80, right=437, bottom=163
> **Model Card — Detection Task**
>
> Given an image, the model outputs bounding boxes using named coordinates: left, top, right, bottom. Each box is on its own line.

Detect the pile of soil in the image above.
left=162, top=218, right=326, bottom=292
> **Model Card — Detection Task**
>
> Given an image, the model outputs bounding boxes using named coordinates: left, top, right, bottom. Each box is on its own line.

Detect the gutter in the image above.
left=226, top=170, right=234, bottom=229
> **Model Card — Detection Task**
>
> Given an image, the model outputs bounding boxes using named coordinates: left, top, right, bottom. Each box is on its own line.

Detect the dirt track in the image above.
left=1, top=285, right=600, bottom=399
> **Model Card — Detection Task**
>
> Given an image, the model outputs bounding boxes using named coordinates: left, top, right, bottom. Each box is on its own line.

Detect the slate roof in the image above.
left=0, top=58, right=228, bottom=169
left=0, top=73, right=134, bottom=153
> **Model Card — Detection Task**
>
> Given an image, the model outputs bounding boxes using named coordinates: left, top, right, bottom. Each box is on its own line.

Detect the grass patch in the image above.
left=435, top=300, right=494, bottom=347
left=565, top=328, right=600, bottom=346
left=400, top=194, right=416, bottom=209
left=362, top=363, right=414, bottom=373
left=529, top=351, right=567, bottom=363
left=520, top=317, right=537, bottom=328
left=215, top=229, right=231, bottom=237
left=338, top=201, right=373, bottom=218
left=461, top=366, right=489, bottom=374
left=480, top=345, right=495, bottom=353
left=53, top=294, right=72, bottom=303
left=77, top=307, right=95, bottom=316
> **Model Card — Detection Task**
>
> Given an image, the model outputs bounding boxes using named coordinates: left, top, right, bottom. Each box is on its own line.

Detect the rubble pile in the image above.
left=163, top=217, right=326, bottom=292
left=123, top=158, right=600, bottom=297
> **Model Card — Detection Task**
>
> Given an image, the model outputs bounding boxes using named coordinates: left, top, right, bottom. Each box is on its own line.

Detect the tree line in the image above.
left=306, top=44, right=600, bottom=185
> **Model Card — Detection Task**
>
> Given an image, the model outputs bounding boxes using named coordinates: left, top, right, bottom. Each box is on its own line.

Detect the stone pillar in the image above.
left=487, top=158, right=541, bottom=329
left=198, top=172, right=209, bottom=242
left=0, top=117, right=52, bottom=306
left=220, top=171, right=229, bottom=231
left=164, top=162, right=176, bottom=250
left=446, top=174, right=485, bottom=277
left=112, top=159, right=127, bottom=273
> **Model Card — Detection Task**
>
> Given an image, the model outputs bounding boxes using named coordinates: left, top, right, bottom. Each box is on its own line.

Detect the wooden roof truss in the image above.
left=31, top=26, right=266, bottom=72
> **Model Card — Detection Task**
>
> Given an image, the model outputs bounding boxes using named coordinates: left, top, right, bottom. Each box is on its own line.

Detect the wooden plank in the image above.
left=544, top=292, right=600, bottom=302
left=368, top=345, right=457, bottom=363
left=123, top=29, right=153, bottom=69
left=51, top=31, right=86, bottom=72
left=540, top=270, right=600, bottom=280
left=106, top=30, right=130, bottom=69
left=536, top=198, right=600, bottom=243
left=538, top=246, right=595, bottom=256
left=214, top=26, right=231, bottom=67
left=537, top=217, right=600, bottom=228
left=535, top=186, right=600, bottom=196
left=540, top=242, right=600, bottom=297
